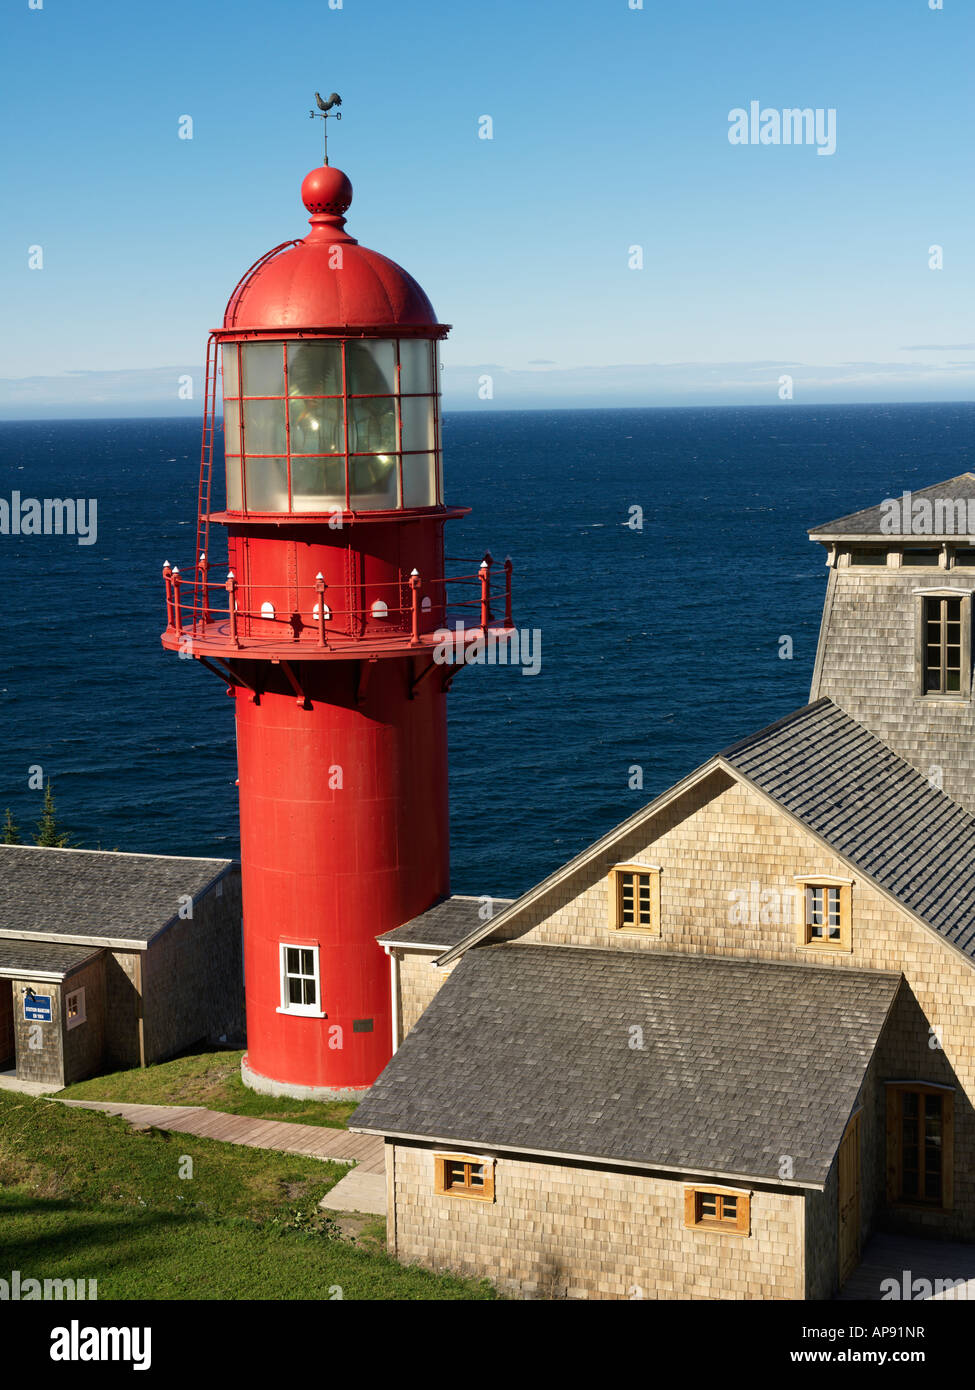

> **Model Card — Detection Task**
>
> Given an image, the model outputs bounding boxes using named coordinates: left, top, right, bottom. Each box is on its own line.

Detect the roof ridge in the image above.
left=716, top=697, right=835, bottom=760
left=0, top=844, right=234, bottom=866
left=486, top=939, right=902, bottom=982
left=809, top=473, right=975, bottom=534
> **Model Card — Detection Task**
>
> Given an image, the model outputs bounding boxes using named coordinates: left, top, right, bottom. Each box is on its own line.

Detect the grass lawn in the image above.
left=0, top=1091, right=496, bottom=1299
left=57, top=1048, right=357, bottom=1129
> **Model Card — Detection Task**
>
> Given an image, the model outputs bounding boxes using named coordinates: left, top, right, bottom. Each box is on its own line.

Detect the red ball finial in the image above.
left=301, top=166, right=353, bottom=216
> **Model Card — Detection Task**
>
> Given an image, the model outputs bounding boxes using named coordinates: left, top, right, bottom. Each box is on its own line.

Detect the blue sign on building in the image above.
left=24, top=994, right=52, bottom=1023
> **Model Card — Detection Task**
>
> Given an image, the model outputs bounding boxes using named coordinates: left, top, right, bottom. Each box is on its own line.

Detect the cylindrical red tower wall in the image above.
left=235, top=658, right=449, bottom=1091
left=227, top=517, right=448, bottom=641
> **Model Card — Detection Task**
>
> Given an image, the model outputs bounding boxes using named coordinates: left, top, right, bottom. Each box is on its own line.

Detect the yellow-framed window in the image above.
left=609, top=864, right=661, bottom=934
left=795, top=878, right=852, bottom=950
left=434, top=1153, right=495, bottom=1201
left=684, top=1186, right=751, bottom=1234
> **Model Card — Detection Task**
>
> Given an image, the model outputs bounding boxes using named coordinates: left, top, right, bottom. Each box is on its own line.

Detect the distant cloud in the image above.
left=527, top=358, right=557, bottom=365
left=440, top=360, right=975, bottom=410
left=899, top=344, right=975, bottom=352
left=0, top=360, right=973, bottom=420
left=0, top=367, right=203, bottom=419
left=0, top=364, right=201, bottom=417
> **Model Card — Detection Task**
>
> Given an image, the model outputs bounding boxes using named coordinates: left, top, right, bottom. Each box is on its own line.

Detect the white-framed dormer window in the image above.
left=277, top=944, right=326, bottom=1017
left=65, top=987, right=86, bottom=1030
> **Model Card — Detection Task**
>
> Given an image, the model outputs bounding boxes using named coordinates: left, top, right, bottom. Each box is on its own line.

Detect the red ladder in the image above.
left=193, top=333, right=218, bottom=629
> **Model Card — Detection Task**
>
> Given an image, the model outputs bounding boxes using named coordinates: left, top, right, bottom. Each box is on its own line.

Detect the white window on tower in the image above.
left=277, top=944, right=324, bottom=1017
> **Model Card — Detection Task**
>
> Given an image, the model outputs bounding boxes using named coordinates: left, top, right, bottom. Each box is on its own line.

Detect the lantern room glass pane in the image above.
left=399, top=339, right=434, bottom=394
left=222, top=400, right=241, bottom=456
left=350, top=455, right=399, bottom=510
left=241, top=342, right=285, bottom=397
left=400, top=395, right=436, bottom=453
left=287, top=340, right=343, bottom=397
left=290, top=457, right=346, bottom=511
left=225, top=459, right=243, bottom=511
left=244, top=458, right=289, bottom=511
left=402, top=453, right=437, bottom=509
left=347, top=339, right=396, bottom=395
left=243, top=399, right=287, bottom=456
left=289, top=398, right=344, bottom=455
left=222, top=344, right=240, bottom=399
left=349, top=397, right=396, bottom=454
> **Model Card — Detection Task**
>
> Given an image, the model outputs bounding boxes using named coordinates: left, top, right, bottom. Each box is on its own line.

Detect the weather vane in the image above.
left=309, top=91, right=342, bottom=166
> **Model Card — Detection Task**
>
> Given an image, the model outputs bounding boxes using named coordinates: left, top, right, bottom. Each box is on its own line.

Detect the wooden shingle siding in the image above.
left=812, top=565, right=975, bottom=817
left=446, top=773, right=975, bottom=1237
left=389, top=1142, right=803, bottom=1301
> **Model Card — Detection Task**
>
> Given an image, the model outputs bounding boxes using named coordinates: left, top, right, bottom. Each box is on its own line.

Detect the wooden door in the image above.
left=0, top=980, right=14, bottom=1069
left=838, top=1111, right=861, bottom=1286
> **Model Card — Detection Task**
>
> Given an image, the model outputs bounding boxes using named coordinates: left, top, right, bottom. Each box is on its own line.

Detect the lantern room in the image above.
left=216, top=163, right=445, bottom=519
left=220, top=336, right=441, bottom=514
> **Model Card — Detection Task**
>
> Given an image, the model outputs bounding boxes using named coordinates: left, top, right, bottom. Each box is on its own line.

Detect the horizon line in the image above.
left=1, top=398, right=974, bottom=427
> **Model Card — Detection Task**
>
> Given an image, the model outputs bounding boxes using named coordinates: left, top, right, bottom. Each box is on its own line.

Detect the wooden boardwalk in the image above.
left=55, top=1099, right=384, bottom=1174
left=838, top=1232, right=975, bottom=1300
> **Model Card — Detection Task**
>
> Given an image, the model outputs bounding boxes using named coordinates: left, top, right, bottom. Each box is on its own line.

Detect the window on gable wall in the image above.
left=795, top=878, right=852, bottom=951
left=609, top=865, right=661, bottom=935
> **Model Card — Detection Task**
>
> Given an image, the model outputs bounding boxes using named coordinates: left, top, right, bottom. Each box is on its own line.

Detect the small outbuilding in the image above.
left=0, top=845, right=244, bottom=1090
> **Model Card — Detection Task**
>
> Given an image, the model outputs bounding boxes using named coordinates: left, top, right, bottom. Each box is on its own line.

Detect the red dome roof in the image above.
left=223, top=166, right=440, bottom=333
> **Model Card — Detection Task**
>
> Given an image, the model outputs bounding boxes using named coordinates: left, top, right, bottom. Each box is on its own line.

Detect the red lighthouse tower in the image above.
left=162, top=111, right=514, bottom=1097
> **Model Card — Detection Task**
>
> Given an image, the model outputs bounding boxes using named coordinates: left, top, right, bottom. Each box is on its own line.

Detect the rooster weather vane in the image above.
left=309, top=91, right=342, bottom=165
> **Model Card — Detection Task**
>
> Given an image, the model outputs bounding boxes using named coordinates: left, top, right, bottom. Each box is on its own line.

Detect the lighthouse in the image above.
left=161, top=104, right=515, bottom=1098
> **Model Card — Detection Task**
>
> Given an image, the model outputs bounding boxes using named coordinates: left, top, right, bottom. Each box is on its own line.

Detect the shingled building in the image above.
left=0, top=846, right=244, bottom=1090
left=353, top=476, right=975, bottom=1299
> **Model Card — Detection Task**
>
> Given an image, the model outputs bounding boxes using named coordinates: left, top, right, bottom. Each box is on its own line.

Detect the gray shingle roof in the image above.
left=0, top=938, right=103, bottom=979
left=378, top=895, right=513, bottom=949
left=0, top=846, right=233, bottom=945
left=721, top=698, right=975, bottom=959
left=809, top=472, right=975, bottom=537
left=352, top=944, right=899, bottom=1185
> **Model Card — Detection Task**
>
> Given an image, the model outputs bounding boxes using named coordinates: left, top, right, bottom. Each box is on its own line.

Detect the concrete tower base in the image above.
left=241, top=1055, right=371, bottom=1104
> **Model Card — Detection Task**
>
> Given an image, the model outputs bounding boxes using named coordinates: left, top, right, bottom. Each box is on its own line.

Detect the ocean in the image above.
left=1, top=402, right=971, bottom=899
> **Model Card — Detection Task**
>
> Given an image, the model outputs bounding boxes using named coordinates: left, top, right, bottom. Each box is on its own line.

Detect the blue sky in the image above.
left=1, top=0, right=972, bottom=412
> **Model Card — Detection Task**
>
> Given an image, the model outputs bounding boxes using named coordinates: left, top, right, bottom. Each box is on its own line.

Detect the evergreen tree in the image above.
left=2, top=808, right=19, bottom=844
left=34, top=781, right=70, bottom=848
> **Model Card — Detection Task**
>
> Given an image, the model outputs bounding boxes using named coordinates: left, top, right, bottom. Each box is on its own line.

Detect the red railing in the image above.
left=164, top=554, right=513, bottom=652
